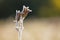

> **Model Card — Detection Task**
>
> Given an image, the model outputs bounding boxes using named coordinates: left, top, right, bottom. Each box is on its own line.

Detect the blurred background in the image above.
left=0, top=0, right=60, bottom=40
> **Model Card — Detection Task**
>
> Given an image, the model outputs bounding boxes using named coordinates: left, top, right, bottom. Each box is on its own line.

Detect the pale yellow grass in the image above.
left=0, top=18, right=60, bottom=40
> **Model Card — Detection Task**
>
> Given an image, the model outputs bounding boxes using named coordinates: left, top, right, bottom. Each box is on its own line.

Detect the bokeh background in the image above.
left=0, top=0, right=60, bottom=40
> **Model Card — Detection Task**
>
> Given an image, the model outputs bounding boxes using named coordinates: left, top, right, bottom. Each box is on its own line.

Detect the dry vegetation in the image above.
left=0, top=17, right=60, bottom=40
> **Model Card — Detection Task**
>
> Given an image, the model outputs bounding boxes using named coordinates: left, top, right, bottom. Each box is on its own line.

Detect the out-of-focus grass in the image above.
left=0, top=17, right=60, bottom=40
left=52, top=0, right=60, bottom=9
